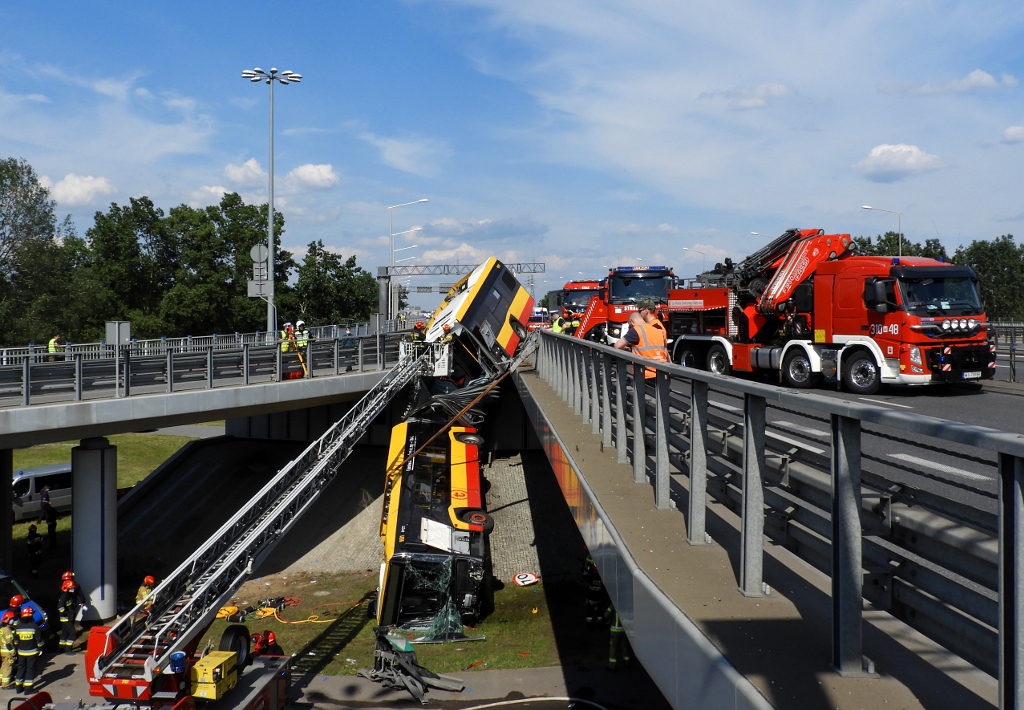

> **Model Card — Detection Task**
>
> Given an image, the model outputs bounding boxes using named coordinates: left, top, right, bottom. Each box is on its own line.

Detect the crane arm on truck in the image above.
left=757, top=230, right=851, bottom=315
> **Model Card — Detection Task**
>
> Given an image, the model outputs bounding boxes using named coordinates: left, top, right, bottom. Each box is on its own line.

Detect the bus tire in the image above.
left=219, top=624, right=251, bottom=667
left=842, top=351, right=880, bottom=395
left=460, top=510, right=495, bottom=534
left=511, top=320, right=527, bottom=340
left=676, top=344, right=700, bottom=368
left=782, top=349, right=818, bottom=389
left=706, top=344, right=731, bottom=376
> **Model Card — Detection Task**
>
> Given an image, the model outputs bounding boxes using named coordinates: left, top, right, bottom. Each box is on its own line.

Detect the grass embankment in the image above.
left=200, top=570, right=567, bottom=677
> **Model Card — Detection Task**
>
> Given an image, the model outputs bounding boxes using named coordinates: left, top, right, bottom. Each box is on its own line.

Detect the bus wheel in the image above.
left=842, top=352, right=880, bottom=395
left=782, top=349, right=817, bottom=389
left=706, top=344, right=731, bottom=376
left=676, top=344, right=699, bottom=368
left=511, top=321, right=527, bottom=339
left=460, top=510, right=495, bottom=534
left=219, top=624, right=251, bottom=667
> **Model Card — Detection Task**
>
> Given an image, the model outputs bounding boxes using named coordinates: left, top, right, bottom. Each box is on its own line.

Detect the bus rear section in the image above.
left=376, top=418, right=490, bottom=640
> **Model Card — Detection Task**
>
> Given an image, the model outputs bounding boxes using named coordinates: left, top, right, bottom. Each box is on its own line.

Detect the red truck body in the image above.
left=661, top=229, right=995, bottom=393
left=574, top=267, right=675, bottom=342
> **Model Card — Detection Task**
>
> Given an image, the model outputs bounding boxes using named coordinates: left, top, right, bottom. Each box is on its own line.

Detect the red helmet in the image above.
left=62, top=580, right=77, bottom=592
left=62, top=571, right=74, bottom=581
left=9, top=595, right=24, bottom=608
left=0, top=612, right=13, bottom=625
left=20, top=607, right=33, bottom=618
left=415, top=321, right=425, bottom=329
left=442, top=323, right=451, bottom=331
left=143, top=575, right=155, bottom=586
left=263, top=631, right=276, bottom=643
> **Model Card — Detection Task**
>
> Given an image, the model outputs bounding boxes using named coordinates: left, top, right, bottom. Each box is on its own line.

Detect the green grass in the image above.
left=198, top=570, right=576, bottom=677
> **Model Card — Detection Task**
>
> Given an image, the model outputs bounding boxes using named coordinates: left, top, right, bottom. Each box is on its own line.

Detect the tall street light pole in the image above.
left=388, top=199, right=428, bottom=319
left=242, top=67, right=302, bottom=335
left=862, top=205, right=902, bottom=257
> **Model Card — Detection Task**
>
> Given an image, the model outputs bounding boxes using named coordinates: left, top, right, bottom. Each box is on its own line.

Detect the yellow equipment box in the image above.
left=190, top=651, right=238, bottom=700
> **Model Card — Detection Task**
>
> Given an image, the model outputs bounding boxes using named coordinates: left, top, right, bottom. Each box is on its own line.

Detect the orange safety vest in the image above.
left=633, top=320, right=668, bottom=379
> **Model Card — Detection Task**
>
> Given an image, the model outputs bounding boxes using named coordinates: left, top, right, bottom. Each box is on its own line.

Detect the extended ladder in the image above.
left=94, top=345, right=435, bottom=685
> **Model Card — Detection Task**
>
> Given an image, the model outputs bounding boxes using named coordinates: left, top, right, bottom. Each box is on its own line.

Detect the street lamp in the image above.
left=389, top=199, right=428, bottom=318
left=681, top=247, right=706, bottom=272
left=241, top=67, right=302, bottom=336
left=862, top=205, right=903, bottom=257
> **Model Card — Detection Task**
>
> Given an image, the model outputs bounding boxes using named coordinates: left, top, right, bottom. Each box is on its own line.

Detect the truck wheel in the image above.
left=706, top=344, right=731, bottom=376
left=842, top=352, right=880, bottom=395
left=676, top=344, right=699, bottom=368
left=782, top=349, right=817, bottom=389
left=219, top=624, right=251, bottom=667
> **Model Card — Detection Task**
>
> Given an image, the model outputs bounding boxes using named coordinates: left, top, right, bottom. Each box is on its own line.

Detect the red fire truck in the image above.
left=661, top=229, right=995, bottom=394
left=561, top=280, right=602, bottom=322
left=575, top=266, right=675, bottom=343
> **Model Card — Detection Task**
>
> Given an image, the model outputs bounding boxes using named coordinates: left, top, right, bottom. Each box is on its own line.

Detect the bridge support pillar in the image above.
left=72, top=437, right=117, bottom=621
left=0, top=450, right=12, bottom=573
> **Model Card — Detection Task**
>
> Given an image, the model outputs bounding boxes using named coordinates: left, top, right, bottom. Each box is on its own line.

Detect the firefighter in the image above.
left=0, top=611, right=16, bottom=689
left=582, top=558, right=607, bottom=629
left=409, top=321, right=426, bottom=355
left=262, top=630, right=283, bottom=655
left=6, top=596, right=44, bottom=628
left=58, top=579, right=86, bottom=652
left=14, top=606, right=43, bottom=693
left=606, top=612, right=632, bottom=670
left=26, top=524, right=43, bottom=576
left=135, top=575, right=156, bottom=624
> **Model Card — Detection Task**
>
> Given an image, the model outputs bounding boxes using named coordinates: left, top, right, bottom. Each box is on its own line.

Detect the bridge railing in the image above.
left=0, top=331, right=407, bottom=407
left=536, top=331, right=1022, bottom=709
left=991, top=323, right=1023, bottom=382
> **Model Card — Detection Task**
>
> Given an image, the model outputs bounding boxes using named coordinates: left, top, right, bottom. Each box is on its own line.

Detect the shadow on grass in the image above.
left=290, top=591, right=376, bottom=690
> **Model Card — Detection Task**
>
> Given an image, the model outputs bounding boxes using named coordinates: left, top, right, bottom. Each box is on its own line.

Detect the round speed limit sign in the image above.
left=513, top=572, right=539, bottom=587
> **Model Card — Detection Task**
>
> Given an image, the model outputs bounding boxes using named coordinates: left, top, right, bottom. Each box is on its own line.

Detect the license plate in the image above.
left=961, top=371, right=982, bottom=379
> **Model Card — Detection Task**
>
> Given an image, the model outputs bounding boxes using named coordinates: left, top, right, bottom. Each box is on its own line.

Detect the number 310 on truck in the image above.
left=662, top=228, right=996, bottom=394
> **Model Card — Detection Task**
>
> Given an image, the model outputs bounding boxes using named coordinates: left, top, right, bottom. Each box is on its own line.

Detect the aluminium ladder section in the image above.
left=94, top=345, right=435, bottom=685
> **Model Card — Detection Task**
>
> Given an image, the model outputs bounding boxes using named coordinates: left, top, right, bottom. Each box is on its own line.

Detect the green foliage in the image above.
left=0, top=157, right=56, bottom=276
left=851, top=231, right=948, bottom=260
left=954, top=235, right=1024, bottom=320
left=295, top=240, right=377, bottom=325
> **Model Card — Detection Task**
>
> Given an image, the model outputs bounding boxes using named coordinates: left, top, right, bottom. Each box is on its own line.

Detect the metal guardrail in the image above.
left=95, top=344, right=436, bottom=683
left=0, top=332, right=408, bottom=407
left=991, top=323, right=1024, bottom=382
left=535, top=330, right=1023, bottom=709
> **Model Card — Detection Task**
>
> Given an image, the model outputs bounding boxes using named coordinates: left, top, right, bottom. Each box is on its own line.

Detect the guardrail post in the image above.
left=124, top=347, right=131, bottom=397
left=581, top=349, right=594, bottom=428
left=571, top=347, right=583, bottom=416
left=22, top=359, right=30, bottom=406
left=654, top=369, right=672, bottom=510
left=555, top=341, right=567, bottom=401
left=243, top=344, right=250, bottom=385
left=632, top=362, right=647, bottom=483
left=333, top=338, right=340, bottom=376
left=831, top=413, right=866, bottom=675
left=276, top=345, right=283, bottom=382
left=687, top=378, right=710, bottom=546
left=600, top=353, right=612, bottom=449
left=358, top=339, right=365, bottom=372
left=166, top=349, right=174, bottom=392
left=739, top=392, right=767, bottom=597
left=589, top=350, right=600, bottom=434
left=614, top=358, right=629, bottom=465
left=999, top=452, right=1024, bottom=710
left=75, top=354, right=83, bottom=402
left=207, top=347, right=214, bottom=388
left=305, top=343, right=313, bottom=378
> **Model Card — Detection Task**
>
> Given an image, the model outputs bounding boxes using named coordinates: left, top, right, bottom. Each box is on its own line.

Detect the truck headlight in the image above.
left=910, top=347, right=922, bottom=366
left=941, top=320, right=952, bottom=331
left=959, top=319, right=968, bottom=329
left=967, top=318, right=977, bottom=329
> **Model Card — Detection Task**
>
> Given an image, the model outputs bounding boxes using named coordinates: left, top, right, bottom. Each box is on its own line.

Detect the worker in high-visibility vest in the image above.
left=47, top=333, right=64, bottom=362
left=0, top=611, right=15, bottom=689
left=294, top=320, right=309, bottom=349
left=14, top=606, right=44, bottom=693
left=614, top=299, right=668, bottom=378
left=280, top=323, right=294, bottom=352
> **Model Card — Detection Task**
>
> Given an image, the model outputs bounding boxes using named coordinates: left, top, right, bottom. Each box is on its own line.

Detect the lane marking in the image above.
left=775, top=420, right=830, bottom=438
left=710, top=401, right=742, bottom=412
left=767, top=432, right=825, bottom=455
left=887, top=453, right=989, bottom=481
left=859, top=397, right=914, bottom=409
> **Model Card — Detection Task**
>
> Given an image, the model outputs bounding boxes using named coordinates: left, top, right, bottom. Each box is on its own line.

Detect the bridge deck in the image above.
left=516, top=369, right=997, bottom=710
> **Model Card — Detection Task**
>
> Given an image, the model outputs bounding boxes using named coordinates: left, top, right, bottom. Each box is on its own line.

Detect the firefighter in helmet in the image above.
left=0, top=611, right=15, bottom=689
left=58, top=578, right=86, bottom=652
left=14, top=606, right=43, bottom=693
left=262, top=630, right=283, bottom=655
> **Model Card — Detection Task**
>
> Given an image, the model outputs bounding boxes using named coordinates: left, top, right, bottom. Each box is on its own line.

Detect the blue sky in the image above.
left=2, top=0, right=1023, bottom=305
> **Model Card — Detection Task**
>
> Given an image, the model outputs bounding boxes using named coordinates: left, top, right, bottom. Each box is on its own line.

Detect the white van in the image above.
left=13, top=463, right=73, bottom=521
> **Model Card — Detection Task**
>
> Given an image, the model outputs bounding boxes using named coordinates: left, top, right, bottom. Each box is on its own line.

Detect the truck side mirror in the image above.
left=599, top=288, right=607, bottom=301
left=863, top=280, right=891, bottom=313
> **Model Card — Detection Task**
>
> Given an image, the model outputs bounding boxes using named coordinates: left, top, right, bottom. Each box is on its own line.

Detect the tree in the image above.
left=851, top=231, right=948, bottom=260
left=954, top=235, right=1024, bottom=321
left=295, top=241, right=377, bottom=325
left=0, top=156, right=56, bottom=277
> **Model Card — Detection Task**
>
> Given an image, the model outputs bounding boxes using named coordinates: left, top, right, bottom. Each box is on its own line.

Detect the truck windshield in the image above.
left=563, top=291, right=596, bottom=311
left=608, top=273, right=671, bottom=304
left=897, top=277, right=983, bottom=315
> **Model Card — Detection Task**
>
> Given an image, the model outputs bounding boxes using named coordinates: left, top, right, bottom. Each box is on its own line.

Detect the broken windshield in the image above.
left=898, top=277, right=983, bottom=315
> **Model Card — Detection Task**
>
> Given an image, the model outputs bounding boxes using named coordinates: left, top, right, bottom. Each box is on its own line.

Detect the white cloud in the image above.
left=224, top=158, right=266, bottom=186
left=853, top=144, right=944, bottom=182
left=699, top=82, right=793, bottom=110
left=881, top=69, right=1018, bottom=96
left=40, top=173, right=116, bottom=205
left=358, top=132, right=450, bottom=176
left=286, top=163, right=339, bottom=188
left=188, top=185, right=229, bottom=207
left=1002, top=126, right=1024, bottom=144
left=422, top=215, right=547, bottom=242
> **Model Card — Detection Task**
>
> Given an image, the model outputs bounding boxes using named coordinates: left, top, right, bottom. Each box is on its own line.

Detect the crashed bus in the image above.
left=376, top=257, right=533, bottom=640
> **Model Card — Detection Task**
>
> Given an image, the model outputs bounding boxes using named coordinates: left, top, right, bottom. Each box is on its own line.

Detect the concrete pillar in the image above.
left=72, top=437, right=117, bottom=621
left=0, top=449, right=12, bottom=573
